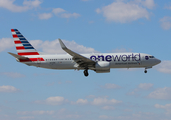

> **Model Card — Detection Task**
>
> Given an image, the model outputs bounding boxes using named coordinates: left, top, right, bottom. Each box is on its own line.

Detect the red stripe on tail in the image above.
left=18, top=52, right=39, bottom=56
left=14, top=41, right=22, bottom=44
left=13, top=35, right=18, bottom=38
left=16, top=46, right=25, bottom=50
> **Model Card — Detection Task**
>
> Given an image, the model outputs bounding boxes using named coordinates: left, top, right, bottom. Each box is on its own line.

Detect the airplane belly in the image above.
left=42, top=61, right=75, bottom=69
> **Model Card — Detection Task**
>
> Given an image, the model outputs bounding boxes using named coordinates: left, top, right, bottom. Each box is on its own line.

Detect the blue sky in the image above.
left=1, top=0, right=171, bottom=120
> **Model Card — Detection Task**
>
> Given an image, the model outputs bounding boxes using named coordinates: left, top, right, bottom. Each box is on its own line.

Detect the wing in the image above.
left=59, top=39, right=96, bottom=68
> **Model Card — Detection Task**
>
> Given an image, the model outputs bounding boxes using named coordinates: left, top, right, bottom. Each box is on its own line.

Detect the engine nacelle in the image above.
left=95, top=61, right=110, bottom=73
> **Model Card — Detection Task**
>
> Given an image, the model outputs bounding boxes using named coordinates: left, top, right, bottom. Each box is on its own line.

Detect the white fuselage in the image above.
left=19, top=53, right=161, bottom=70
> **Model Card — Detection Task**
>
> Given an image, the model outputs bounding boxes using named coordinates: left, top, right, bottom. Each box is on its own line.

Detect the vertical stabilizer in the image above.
left=11, top=29, right=39, bottom=56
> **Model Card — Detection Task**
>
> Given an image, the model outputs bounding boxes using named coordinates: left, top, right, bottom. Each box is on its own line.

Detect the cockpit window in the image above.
left=149, top=56, right=155, bottom=58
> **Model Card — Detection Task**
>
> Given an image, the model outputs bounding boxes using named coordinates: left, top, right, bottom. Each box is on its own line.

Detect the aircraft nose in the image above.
left=156, top=59, right=161, bottom=64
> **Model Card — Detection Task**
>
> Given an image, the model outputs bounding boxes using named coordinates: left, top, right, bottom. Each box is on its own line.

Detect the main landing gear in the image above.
left=144, top=68, right=147, bottom=73
left=84, top=69, right=89, bottom=77
left=144, top=69, right=147, bottom=73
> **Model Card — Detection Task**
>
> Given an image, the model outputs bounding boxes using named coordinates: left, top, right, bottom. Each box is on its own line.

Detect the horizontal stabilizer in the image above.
left=8, top=52, right=28, bottom=60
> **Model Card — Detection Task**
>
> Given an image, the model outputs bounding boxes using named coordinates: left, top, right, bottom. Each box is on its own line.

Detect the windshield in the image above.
left=149, top=56, right=155, bottom=58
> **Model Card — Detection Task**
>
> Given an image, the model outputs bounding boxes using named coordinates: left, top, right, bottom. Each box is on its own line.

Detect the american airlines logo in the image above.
left=90, top=53, right=141, bottom=62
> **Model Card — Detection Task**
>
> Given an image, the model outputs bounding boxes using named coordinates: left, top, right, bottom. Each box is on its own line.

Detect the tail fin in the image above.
left=11, top=29, right=39, bottom=56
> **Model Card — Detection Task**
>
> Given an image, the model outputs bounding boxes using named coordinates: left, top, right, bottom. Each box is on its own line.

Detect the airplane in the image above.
left=9, top=29, right=161, bottom=77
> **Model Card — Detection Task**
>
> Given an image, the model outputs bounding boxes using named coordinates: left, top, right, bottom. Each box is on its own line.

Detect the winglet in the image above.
left=58, top=39, right=95, bottom=64
left=59, top=39, right=67, bottom=50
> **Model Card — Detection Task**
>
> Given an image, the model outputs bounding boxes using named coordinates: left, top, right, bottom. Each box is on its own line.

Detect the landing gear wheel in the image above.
left=144, top=70, right=147, bottom=73
left=84, top=69, right=89, bottom=77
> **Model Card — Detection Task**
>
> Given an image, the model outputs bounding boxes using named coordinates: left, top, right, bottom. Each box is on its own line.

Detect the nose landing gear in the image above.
left=84, top=69, right=89, bottom=77
left=144, top=67, right=152, bottom=73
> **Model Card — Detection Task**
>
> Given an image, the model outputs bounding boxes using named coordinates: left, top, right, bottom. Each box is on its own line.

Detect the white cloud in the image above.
left=99, top=115, right=109, bottom=119
left=39, top=96, right=122, bottom=107
left=76, top=99, right=88, bottom=104
left=52, top=8, right=65, bottom=15
left=0, top=85, right=19, bottom=93
left=91, top=97, right=122, bottom=105
left=135, top=0, right=155, bottom=9
left=38, top=13, right=52, bottom=20
left=39, top=7, right=80, bottom=20
left=35, top=96, right=68, bottom=105
left=29, top=40, right=43, bottom=48
left=19, top=116, right=34, bottom=120
left=18, top=109, right=81, bottom=120
left=63, top=114, right=81, bottom=119
left=127, top=83, right=153, bottom=96
left=70, top=96, right=122, bottom=106
left=155, top=60, right=171, bottom=73
left=55, top=114, right=81, bottom=119
left=32, top=111, right=54, bottom=115
left=124, top=109, right=132, bottom=112
left=155, top=103, right=171, bottom=109
left=102, top=106, right=115, bottom=110
left=60, top=13, right=80, bottom=18
left=30, top=39, right=97, bottom=54
left=1, top=72, right=25, bottom=78
left=148, top=87, right=171, bottom=100
left=127, top=91, right=137, bottom=96
left=98, top=112, right=169, bottom=120
left=52, top=108, right=81, bottom=119
left=23, top=0, right=41, bottom=8
left=155, top=103, right=171, bottom=115
left=96, top=8, right=101, bottom=14
left=101, top=83, right=121, bottom=89
left=17, top=110, right=55, bottom=115
left=0, top=37, right=97, bottom=54
left=45, top=96, right=67, bottom=105
left=143, top=0, right=155, bottom=9
left=96, top=1, right=150, bottom=23
left=164, top=5, right=171, bottom=10
left=0, top=0, right=41, bottom=12
left=138, top=83, right=153, bottom=90
left=160, top=16, right=171, bottom=30
left=71, top=99, right=88, bottom=105
left=89, top=21, right=94, bottom=24
left=0, top=38, right=14, bottom=52
left=86, top=95, right=96, bottom=98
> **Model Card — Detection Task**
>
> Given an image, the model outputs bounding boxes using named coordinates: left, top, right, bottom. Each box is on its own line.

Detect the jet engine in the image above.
left=95, top=61, right=110, bottom=73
